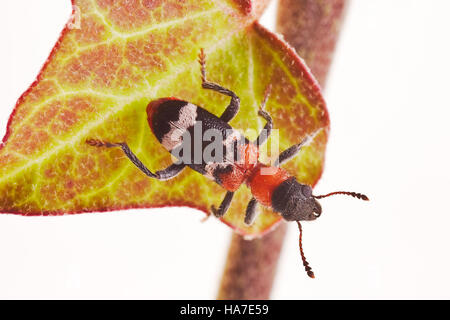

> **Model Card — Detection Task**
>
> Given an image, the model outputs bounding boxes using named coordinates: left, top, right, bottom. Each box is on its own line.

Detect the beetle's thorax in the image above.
left=246, top=164, right=291, bottom=207
left=216, top=142, right=260, bottom=192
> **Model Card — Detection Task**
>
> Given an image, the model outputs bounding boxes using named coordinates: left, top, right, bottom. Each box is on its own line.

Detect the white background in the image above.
left=0, top=0, right=449, bottom=299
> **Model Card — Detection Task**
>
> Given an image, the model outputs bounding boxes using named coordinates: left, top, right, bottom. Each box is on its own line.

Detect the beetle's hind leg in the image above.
left=198, top=49, right=240, bottom=123
left=86, top=139, right=185, bottom=180
left=211, top=191, right=234, bottom=218
left=254, top=85, right=273, bottom=147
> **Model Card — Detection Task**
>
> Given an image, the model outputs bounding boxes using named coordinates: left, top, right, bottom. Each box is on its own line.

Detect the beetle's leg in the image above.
left=154, top=163, right=186, bottom=180
left=86, top=139, right=185, bottom=180
left=274, top=136, right=311, bottom=167
left=244, top=197, right=259, bottom=226
left=254, top=85, right=273, bottom=146
left=211, top=191, right=234, bottom=218
left=253, top=86, right=273, bottom=146
left=198, top=49, right=240, bottom=123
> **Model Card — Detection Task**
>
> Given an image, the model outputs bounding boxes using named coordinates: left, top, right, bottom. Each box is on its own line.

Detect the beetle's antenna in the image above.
left=297, top=221, right=315, bottom=278
left=314, top=191, right=369, bottom=201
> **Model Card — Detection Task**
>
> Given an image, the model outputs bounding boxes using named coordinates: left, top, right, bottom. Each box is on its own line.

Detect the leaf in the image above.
left=0, top=0, right=328, bottom=238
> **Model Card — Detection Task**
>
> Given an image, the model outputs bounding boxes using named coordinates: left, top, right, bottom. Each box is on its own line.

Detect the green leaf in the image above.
left=0, top=0, right=328, bottom=238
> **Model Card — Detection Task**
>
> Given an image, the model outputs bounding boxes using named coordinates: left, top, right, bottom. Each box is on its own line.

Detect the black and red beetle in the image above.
left=87, top=49, right=368, bottom=278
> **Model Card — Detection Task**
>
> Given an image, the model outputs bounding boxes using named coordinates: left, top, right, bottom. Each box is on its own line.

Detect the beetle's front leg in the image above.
left=198, top=49, right=240, bottom=123
left=254, top=85, right=273, bottom=147
left=211, top=191, right=234, bottom=218
left=86, top=139, right=185, bottom=180
left=274, top=136, right=312, bottom=167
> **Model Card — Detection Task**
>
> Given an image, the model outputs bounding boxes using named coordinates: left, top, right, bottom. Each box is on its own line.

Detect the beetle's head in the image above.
left=271, top=177, right=369, bottom=222
left=271, top=177, right=322, bottom=222
left=271, top=176, right=369, bottom=278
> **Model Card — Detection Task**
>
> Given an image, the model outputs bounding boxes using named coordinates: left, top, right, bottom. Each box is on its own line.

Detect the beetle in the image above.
left=87, top=49, right=368, bottom=278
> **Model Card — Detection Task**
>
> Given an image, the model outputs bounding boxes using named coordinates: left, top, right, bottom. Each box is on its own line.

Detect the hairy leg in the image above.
left=86, top=139, right=185, bottom=180
left=274, top=136, right=311, bottom=167
left=211, top=191, right=234, bottom=218
left=198, top=49, right=240, bottom=123
left=254, top=85, right=273, bottom=146
left=244, top=197, right=259, bottom=226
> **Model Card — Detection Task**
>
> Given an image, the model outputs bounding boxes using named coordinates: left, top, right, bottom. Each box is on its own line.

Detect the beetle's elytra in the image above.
left=87, top=49, right=368, bottom=278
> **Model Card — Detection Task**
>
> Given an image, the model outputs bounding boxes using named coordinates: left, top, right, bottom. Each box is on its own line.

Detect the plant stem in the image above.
left=218, top=223, right=288, bottom=300
left=277, top=0, right=348, bottom=87
left=217, top=0, right=348, bottom=300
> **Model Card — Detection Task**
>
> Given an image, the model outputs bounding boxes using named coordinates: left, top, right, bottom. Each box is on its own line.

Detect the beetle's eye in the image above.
left=302, top=185, right=312, bottom=197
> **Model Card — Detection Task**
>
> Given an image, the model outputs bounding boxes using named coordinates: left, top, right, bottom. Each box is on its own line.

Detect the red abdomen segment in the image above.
left=248, top=165, right=291, bottom=207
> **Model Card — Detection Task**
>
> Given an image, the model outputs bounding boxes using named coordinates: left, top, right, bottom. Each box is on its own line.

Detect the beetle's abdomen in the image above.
left=146, top=98, right=251, bottom=189
left=147, top=98, right=235, bottom=150
left=147, top=98, right=197, bottom=150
